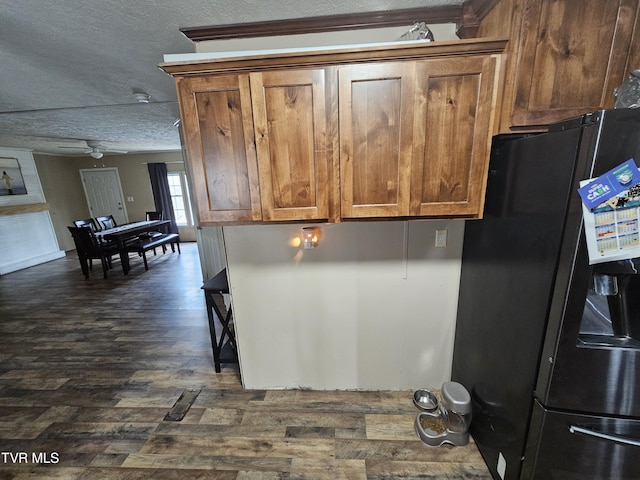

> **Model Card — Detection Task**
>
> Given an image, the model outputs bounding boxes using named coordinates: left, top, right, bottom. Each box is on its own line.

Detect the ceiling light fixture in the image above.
left=90, top=151, right=104, bottom=159
left=134, top=92, right=151, bottom=103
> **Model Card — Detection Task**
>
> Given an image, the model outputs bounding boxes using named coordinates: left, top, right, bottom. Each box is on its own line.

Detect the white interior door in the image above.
left=80, top=168, right=128, bottom=225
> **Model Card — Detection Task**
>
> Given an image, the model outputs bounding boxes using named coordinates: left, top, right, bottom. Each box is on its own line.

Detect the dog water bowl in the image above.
left=413, top=389, right=438, bottom=411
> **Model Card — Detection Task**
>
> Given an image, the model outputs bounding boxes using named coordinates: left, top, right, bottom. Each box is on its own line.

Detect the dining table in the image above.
left=96, top=220, right=170, bottom=274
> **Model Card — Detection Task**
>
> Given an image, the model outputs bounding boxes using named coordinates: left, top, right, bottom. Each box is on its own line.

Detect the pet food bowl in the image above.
left=415, top=411, right=470, bottom=447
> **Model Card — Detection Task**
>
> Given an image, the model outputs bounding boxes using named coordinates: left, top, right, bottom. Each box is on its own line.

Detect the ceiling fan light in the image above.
left=134, top=92, right=151, bottom=103
left=90, top=151, right=104, bottom=159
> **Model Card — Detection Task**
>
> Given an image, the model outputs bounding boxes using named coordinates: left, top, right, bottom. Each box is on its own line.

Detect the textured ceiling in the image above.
left=0, top=0, right=463, bottom=157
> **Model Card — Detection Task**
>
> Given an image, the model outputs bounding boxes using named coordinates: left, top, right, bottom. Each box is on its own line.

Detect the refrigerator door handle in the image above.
left=569, top=425, right=640, bottom=447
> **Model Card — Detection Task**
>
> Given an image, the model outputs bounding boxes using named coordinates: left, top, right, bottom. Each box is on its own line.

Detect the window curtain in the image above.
left=147, top=162, right=178, bottom=234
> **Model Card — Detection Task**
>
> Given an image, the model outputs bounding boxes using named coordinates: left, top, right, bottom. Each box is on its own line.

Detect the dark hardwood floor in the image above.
left=0, top=243, right=491, bottom=479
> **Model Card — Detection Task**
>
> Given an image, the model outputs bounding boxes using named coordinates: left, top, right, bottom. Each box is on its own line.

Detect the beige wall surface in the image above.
left=225, top=219, right=465, bottom=390
left=34, top=155, right=91, bottom=252
left=35, top=151, right=193, bottom=251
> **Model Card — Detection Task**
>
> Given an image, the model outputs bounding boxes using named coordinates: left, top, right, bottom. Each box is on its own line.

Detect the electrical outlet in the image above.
left=435, top=229, right=447, bottom=247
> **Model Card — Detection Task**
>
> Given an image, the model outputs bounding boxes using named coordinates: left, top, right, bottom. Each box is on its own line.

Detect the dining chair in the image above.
left=67, top=226, right=119, bottom=279
left=145, top=212, right=164, bottom=234
left=140, top=211, right=165, bottom=253
left=96, top=215, right=117, bottom=230
left=73, top=218, right=100, bottom=232
left=146, top=211, right=163, bottom=221
left=73, top=218, right=114, bottom=253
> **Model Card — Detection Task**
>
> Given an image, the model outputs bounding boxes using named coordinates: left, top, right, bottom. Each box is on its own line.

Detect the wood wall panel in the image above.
left=0, top=202, right=49, bottom=216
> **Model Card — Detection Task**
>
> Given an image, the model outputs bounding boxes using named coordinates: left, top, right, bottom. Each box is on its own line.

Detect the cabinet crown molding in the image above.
left=178, top=3, right=500, bottom=42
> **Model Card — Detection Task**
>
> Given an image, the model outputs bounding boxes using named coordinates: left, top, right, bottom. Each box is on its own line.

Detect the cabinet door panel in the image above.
left=512, top=0, right=638, bottom=127
left=251, top=69, right=329, bottom=221
left=176, top=75, right=261, bottom=223
left=411, top=56, right=498, bottom=217
left=339, top=63, right=415, bottom=218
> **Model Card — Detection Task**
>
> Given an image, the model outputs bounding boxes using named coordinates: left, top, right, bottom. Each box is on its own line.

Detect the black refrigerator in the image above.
left=452, top=108, right=640, bottom=480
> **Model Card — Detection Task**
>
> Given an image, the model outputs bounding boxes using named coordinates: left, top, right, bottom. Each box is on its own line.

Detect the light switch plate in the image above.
left=435, top=229, right=447, bottom=248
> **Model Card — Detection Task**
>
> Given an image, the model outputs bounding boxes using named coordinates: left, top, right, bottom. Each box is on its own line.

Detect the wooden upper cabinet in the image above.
left=514, top=0, right=638, bottom=127
left=176, top=69, right=329, bottom=224
left=161, top=39, right=507, bottom=223
left=411, top=56, right=499, bottom=216
left=175, top=74, right=262, bottom=223
left=479, top=0, right=640, bottom=132
left=339, top=63, right=415, bottom=218
left=339, top=55, right=501, bottom=219
left=250, top=69, right=329, bottom=221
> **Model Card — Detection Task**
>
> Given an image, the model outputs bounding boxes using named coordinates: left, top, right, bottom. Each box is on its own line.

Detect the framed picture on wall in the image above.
left=0, top=157, right=27, bottom=196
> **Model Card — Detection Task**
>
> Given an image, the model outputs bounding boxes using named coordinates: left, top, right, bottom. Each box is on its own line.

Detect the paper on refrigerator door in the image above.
left=581, top=175, right=640, bottom=264
left=577, top=158, right=640, bottom=210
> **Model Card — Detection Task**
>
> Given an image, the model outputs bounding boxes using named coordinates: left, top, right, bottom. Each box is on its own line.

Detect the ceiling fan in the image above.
left=58, top=140, right=128, bottom=159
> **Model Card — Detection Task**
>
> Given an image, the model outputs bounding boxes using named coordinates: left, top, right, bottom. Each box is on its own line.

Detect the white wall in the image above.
left=0, top=148, right=65, bottom=275
left=224, top=220, right=465, bottom=390
left=193, top=24, right=457, bottom=54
